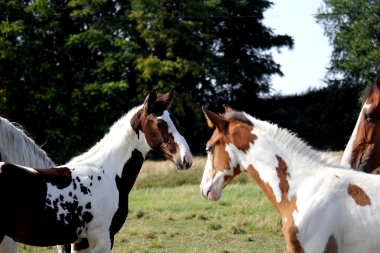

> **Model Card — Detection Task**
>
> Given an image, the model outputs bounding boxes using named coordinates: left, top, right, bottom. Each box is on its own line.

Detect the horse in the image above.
left=0, top=88, right=193, bottom=253
left=200, top=105, right=380, bottom=253
left=341, top=75, right=380, bottom=173
left=0, top=116, right=71, bottom=253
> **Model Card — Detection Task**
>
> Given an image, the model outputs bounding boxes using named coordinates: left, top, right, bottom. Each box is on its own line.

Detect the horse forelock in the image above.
left=363, top=75, right=380, bottom=105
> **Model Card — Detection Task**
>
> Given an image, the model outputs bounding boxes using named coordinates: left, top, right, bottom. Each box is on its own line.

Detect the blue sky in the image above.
left=263, top=0, right=332, bottom=95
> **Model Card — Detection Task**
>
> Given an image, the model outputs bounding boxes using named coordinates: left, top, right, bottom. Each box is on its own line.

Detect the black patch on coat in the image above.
left=34, top=167, right=72, bottom=189
left=80, top=185, right=90, bottom=195
left=109, top=149, right=144, bottom=248
left=72, top=180, right=77, bottom=190
left=83, top=212, right=93, bottom=223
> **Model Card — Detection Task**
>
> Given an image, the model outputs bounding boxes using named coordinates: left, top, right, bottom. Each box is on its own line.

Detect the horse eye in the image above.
left=157, top=123, right=164, bottom=129
left=206, top=146, right=214, bottom=153
left=365, top=114, right=378, bottom=120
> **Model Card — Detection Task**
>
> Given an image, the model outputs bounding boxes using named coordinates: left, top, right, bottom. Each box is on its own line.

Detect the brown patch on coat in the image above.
left=323, top=235, right=338, bottom=253
left=246, top=158, right=305, bottom=253
left=223, top=164, right=242, bottom=185
left=347, top=184, right=371, bottom=206
left=73, top=239, right=89, bottom=251
left=34, top=167, right=72, bottom=189
left=229, top=119, right=257, bottom=153
left=276, top=155, right=290, bottom=198
left=206, top=126, right=232, bottom=177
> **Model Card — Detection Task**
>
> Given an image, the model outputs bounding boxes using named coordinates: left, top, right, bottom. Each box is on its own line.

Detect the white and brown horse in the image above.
left=200, top=105, right=380, bottom=253
left=0, top=116, right=71, bottom=253
left=342, top=75, right=380, bottom=173
left=0, top=88, right=192, bottom=252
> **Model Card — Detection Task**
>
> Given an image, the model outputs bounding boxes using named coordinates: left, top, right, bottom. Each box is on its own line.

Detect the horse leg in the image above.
left=86, top=232, right=112, bottom=253
left=71, top=244, right=91, bottom=253
left=0, top=236, right=18, bottom=253
left=71, top=239, right=90, bottom=253
left=57, top=244, right=72, bottom=253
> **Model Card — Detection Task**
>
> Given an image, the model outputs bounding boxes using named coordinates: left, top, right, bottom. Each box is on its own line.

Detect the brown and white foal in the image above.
left=201, top=105, right=380, bottom=253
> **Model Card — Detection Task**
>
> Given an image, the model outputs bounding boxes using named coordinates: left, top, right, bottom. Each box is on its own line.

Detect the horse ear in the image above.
left=144, top=89, right=158, bottom=112
left=202, top=107, right=228, bottom=130
left=223, top=104, right=234, bottom=113
left=161, top=87, right=175, bottom=108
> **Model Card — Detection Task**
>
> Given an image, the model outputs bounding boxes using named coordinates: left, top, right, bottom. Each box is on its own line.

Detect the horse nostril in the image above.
left=183, top=157, right=192, bottom=169
left=176, top=163, right=184, bottom=170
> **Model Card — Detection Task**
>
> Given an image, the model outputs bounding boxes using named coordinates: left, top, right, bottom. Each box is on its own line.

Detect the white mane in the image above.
left=68, top=105, right=143, bottom=164
left=244, top=113, right=345, bottom=168
left=0, top=117, right=55, bottom=168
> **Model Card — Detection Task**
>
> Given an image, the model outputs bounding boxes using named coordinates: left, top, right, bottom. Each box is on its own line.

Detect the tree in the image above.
left=0, top=0, right=293, bottom=162
left=316, top=0, right=380, bottom=88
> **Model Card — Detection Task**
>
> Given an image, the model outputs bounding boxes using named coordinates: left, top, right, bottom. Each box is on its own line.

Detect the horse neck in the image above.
left=0, top=117, right=55, bottom=168
left=241, top=115, right=341, bottom=215
left=68, top=107, right=151, bottom=178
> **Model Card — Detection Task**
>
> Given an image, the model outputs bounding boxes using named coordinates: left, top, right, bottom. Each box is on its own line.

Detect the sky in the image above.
left=263, top=0, right=332, bottom=95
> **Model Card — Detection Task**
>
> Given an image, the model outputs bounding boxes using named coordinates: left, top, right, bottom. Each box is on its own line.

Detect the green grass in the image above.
left=22, top=154, right=350, bottom=252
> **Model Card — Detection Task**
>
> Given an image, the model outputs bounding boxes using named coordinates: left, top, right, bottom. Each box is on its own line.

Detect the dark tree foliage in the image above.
left=0, top=0, right=293, bottom=162
left=316, top=0, right=380, bottom=88
left=260, top=80, right=362, bottom=151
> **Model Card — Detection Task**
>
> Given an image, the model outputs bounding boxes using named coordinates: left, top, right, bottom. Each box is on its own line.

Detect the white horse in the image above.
left=0, top=116, right=71, bottom=253
left=0, top=88, right=192, bottom=252
left=200, top=105, right=380, bottom=253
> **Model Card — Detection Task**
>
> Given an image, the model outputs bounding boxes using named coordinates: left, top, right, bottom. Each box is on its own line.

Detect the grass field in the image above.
left=19, top=152, right=343, bottom=252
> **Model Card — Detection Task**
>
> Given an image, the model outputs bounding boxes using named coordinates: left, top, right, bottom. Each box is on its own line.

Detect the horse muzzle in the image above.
left=201, top=186, right=221, bottom=201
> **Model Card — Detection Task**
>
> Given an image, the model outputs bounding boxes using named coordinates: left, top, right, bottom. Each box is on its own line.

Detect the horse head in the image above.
left=131, top=88, right=192, bottom=170
left=342, top=75, right=380, bottom=173
left=200, top=105, right=254, bottom=200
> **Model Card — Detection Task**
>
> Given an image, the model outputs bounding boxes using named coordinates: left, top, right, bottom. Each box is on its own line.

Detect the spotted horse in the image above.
left=0, top=116, right=71, bottom=253
left=342, top=74, right=380, bottom=173
left=0, top=88, right=193, bottom=253
left=200, top=105, right=380, bottom=253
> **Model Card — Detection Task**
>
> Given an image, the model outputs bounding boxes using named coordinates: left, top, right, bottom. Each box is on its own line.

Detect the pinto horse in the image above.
left=341, top=75, right=380, bottom=173
left=0, top=116, right=71, bottom=253
left=200, top=105, right=380, bottom=253
left=0, top=88, right=193, bottom=252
